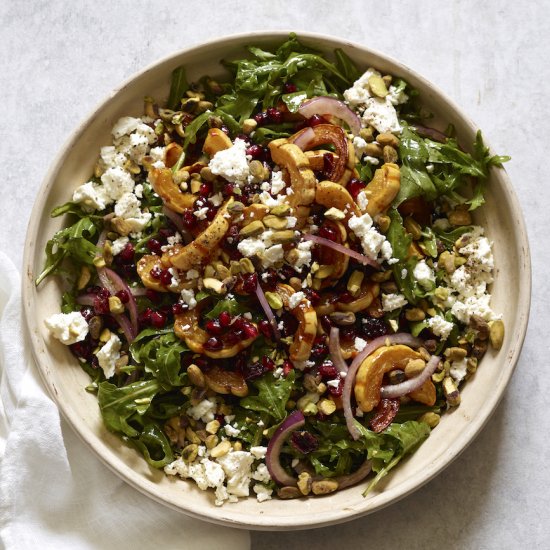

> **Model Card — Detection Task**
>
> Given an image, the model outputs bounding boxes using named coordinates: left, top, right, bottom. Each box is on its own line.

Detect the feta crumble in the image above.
left=44, top=311, right=88, bottom=345
left=95, top=333, right=122, bottom=379
left=382, top=293, right=408, bottom=312
left=208, top=139, right=250, bottom=185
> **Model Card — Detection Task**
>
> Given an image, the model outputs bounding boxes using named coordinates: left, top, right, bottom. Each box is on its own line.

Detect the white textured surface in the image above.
left=0, top=0, right=548, bottom=548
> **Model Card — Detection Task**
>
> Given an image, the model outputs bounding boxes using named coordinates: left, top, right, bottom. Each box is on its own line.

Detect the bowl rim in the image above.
left=22, top=30, right=532, bottom=530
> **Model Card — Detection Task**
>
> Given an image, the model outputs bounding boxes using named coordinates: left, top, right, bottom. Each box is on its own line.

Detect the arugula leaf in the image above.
left=130, top=420, right=174, bottom=468
left=36, top=216, right=101, bottom=285
left=203, top=296, right=252, bottom=320
left=433, top=224, right=474, bottom=249
left=167, top=66, right=188, bottom=110
left=334, top=48, right=361, bottom=82
left=98, top=380, right=161, bottom=437
left=241, top=370, right=295, bottom=421
left=130, top=327, right=188, bottom=386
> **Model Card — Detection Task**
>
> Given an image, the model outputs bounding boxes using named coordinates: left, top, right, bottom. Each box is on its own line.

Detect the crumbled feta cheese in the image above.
left=168, top=267, right=181, bottom=290
left=388, top=84, right=409, bottom=105
left=194, top=206, right=209, bottom=220
left=401, top=268, right=408, bottom=279
left=413, top=260, right=435, bottom=289
left=354, top=337, right=367, bottom=352
left=327, top=379, right=340, bottom=389
left=352, top=136, right=368, bottom=159
left=286, top=216, right=297, bottom=228
left=364, top=155, right=380, bottom=165
left=270, top=170, right=286, bottom=194
left=258, top=190, right=286, bottom=208
left=111, top=236, right=129, bottom=256
left=187, top=398, right=217, bottom=423
left=450, top=357, right=468, bottom=384
left=250, top=446, right=267, bottom=460
left=114, top=192, right=152, bottom=233
left=343, top=67, right=379, bottom=106
left=149, top=146, right=166, bottom=164
left=95, top=333, right=122, bottom=379
left=111, top=116, right=141, bottom=139
left=186, top=269, right=199, bottom=280
left=356, top=191, right=369, bottom=212
left=252, top=463, right=270, bottom=482
left=216, top=451, right=255, bottom=498
left=348, top=213, right=395, bottom=263
left=72, top=181, right=109, bottom=211
left=361, top=96, right=401, bottom=134
left=180, top=289, right=197, bottom=310
left=238, top=237, right=266, bottom=258
left=208, top=193, right=223, bottom=207
left=427, top=315, right=454, bottom=340
left=262, top=244, right=284, bottom=267
left=100, top=146, right=126, bottom=170
left=208, top=139, right=250, bottom=185
left=224, top=424, right=241, bottom=437
left=134, top=184, right=143, bottom=198
left=289, top=240, right=313, bottom=272
left=288, top=291, right=305, bottom=309
left=44, top=311, right=89, bottom=345
left=382, top=293, right=408, bottom=312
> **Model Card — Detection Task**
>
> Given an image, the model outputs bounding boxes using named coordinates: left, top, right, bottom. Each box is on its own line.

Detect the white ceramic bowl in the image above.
left=22, top=31, right=531, bottom=530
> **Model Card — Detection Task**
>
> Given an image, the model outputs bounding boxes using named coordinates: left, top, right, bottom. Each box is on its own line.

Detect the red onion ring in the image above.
left=343, top=333, right=423, bottom=440
left=334, top=459, right=372, bottom=490
left=411, top=125, right=447, bottom=143
left=380, top=355, right=441, bottom=398
left=302, top=234, right=379, bottom=268
left=104, top=267, right=139, bottom=337
left=255, top=281, right=281, bottom=340
left=265, top=410, right=305, bottom=487
left=329, top=327, right=348, bottom=374
left=291, top=127, right=315, bottom=150
left=299, top=97, right=361, bottom=136
left=76, top=294, right=95, bottom=307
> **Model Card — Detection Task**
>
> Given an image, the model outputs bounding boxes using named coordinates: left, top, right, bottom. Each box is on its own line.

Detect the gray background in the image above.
left=1, top=1, right=549, bottom=548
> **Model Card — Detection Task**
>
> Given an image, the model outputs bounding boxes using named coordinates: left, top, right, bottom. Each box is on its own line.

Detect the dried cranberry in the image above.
left=235, top=133, right=251, bottom=143
left=361, top=317, right=389, bottom=339
left=261, top=356, right=275, bottom=371
left=318, top=224, right=338, bottom=241
left=147, top=238, right=162, bottom=255
left=119, top=243, right=135, bottom=263
left=223, top=183, right=235, bottom=196
left=218, top=311, right=232, bottom=327
left=223, top=331, right=240, bottom=346
left=241, top=361, right=268, bottom=381
left=258, top=319, right=272, bottom=339
left=80, top=307, right=94, bottom=322
left=150, top=311, right=166, bottom=328
left=146, top=289, right=162, bottom=304
left=254, top=112, right=269, bottom=126
left=338, top=291, right=355, bottom=304
left=138, top=307, right=153, bottom=326
left=340, top=326, right=357, bottom=341
left=70, top=340, right=93, bottom=361
left=348, top=178, right=366, bottom=200
left=93, top=296, right=109, bottom=315
left=311, top=336, right=329, bottom=359
left=246, top=144, right=263, bottom=159
left=159, top=228, right=174, bottom=241
left=283, top=82, right=297, bottom=93
left=266, top=107, right=283, bottom=124
left=303, top=288, right=320, bottom=306
left=159, top=269, right=173, bottom=286
left=278, top=313, right=298, bottom=337
left=199, top=183, right=212, bottom=197
left=261, top=269, right=278, bottom=289
left=242, top=273, right=258, bottom=294
left=282, top=360, right=294, bottom=377
left=206, top=319, right=223, bottom=335
left=206, top=207, right=218, bottom=221
left=204, top=336, right=223, bottom=351
left=277, top=264, right=296, bottom=281
left=290, top=431, right=319, bottom=454
left=115, top=290, right=129, bottom=304
left=172, top=302, right=187, bottom=315
left=369, top=398, right=400, bottom=433
left=308, top=114, right=327, bottom=127
left=319, top=315, right=333, bottom=334
left=150, top=266, right=162, bottom=280
left=182, top=209, right=196, bottom=229
left=318, top=361, right=338, bottom=379
left=327, top=378, right=343, bottom=397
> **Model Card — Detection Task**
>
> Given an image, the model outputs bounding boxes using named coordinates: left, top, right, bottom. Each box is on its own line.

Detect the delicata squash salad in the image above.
left=40, top=34, right=509, bottom=505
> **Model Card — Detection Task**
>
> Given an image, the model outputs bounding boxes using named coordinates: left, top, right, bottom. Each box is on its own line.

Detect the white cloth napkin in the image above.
left=0, top=252, right=250, bottom=550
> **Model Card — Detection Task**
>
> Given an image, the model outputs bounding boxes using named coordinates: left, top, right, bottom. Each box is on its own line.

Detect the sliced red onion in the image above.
left=112, top=312, right=136, bottom=344
left=343, top=333, right=423, bottom=440
left=104, top=267, right=139, bottom=338
left=380, top=355, right=441, bottom=398
left=255, top=281, right=281, bottom=340
left=291, top=126, right=315, bottom=150
left=412, top=125, right=447, bottom=143
left=299, top=97, right=361, bottom=136
left=162, top=206, right=192, bottom=243
left=266, top=410, right=305, bottom=487
left=334, top=459, right=372, bottom=490
left=76, top=294, right=95, bottom=307
left=329, top=327, right=348, bottom=374
left=302, top=234, right=379, bottom=268
left=97, top=266, right=116, bottom=295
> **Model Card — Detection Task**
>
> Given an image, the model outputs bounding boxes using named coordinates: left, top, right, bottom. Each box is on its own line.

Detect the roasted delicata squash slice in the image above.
left=136, top=253, right=194, bottom=292
left=174, top=307, right=258, bottom=359
left=148, top=167, right=197, bottom=213
left=167, top=199, right=234, bottom=271
left=355, top=345, right=422, bottom=412
left=364, top=163, right=401, bottom=217
left=202, top=127, right=233, bottom=156
left=336, top=281, right=380, bottom=313
left=275, top=283, right=318, bottom=362
left=315, top=181, right=360, bottom=219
